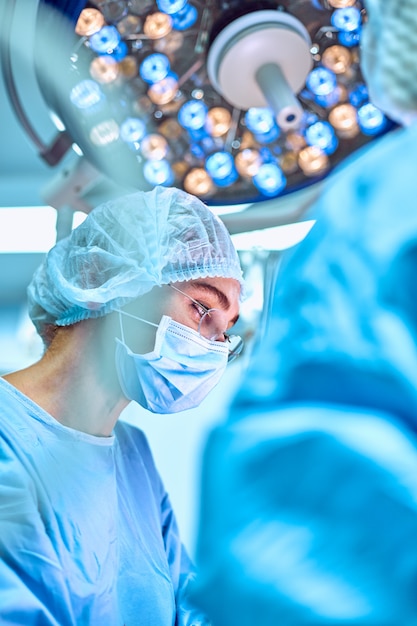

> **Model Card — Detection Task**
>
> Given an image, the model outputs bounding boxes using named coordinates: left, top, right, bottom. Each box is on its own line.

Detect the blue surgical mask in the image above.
left=115, top=313, right=229, bottom=413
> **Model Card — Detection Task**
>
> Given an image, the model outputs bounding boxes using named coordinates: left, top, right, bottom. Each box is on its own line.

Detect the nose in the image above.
left=199, top=309, right=229, bottom=342
left=212, top=330, right=227, bottom=342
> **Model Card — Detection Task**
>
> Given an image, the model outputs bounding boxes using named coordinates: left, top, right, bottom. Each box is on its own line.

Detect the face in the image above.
left=165, top=277, right=241, bottom=341
left=118, top=276, right=241, bottom=354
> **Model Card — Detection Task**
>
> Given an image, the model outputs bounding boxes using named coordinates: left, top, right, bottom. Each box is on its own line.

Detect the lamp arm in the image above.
left=0, top=0, right=73, bottom=166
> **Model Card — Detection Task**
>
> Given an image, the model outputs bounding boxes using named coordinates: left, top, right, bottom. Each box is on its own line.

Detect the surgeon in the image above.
left=193, top=0, right=417, bottom=624
left=0, top=186, right=244, bottom=625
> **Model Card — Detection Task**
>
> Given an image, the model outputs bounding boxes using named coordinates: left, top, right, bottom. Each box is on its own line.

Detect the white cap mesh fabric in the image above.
left=361, top=0, right=417, bottom=125
left=28, top=186, right=244, bottom=339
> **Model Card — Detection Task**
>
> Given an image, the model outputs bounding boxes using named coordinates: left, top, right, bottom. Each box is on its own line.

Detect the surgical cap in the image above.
left=361, top=0, right=417, bottom=125
left=28, top=186, right=244, bottom=339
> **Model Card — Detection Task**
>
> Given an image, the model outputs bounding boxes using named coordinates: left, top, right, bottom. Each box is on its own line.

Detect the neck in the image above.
left=4, top=317, right=129, bottom=437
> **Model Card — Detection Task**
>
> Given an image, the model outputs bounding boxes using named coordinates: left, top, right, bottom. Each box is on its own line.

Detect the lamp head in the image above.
left=33, top=0, right=396, bottom=204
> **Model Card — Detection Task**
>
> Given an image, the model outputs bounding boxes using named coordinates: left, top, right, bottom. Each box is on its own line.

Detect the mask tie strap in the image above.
left=118, top=311, right=126, bottom=343
left=116, top=309, right=159, bottom=343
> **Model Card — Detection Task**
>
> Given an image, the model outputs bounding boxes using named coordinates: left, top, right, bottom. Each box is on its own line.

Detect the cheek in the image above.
left=121, top=317, right=158, bottom=354
left=165, top=305, right=200, bottom=332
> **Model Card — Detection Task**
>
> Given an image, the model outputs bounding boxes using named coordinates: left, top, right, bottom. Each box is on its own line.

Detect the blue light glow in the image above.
left=156, top=0, right=188, bottom=14
left=357, top=103, right=387, bottom=135
left=70, top=80, right=102, bottom=109
left=331, top=7, right=361, bottom=32
left=200, top=136, right=216, bottom=153
left=187, top=128, right=208, bottom=143
left=143, top=159, right=174, bottom=185
left=314, top=88, right=341, bottom=109
left=89, top=26, right=121, bottom=54
left=178, top=100, right=208, bottom=131
left=140, top=53, right=170, bottom=84
left=338, top=30, right=361, bottom=48
left=205, top=152, right=238, bottom=187
left=349, top=83, right=368, bottom=108
left=120, top=118, right=146, bottom=143
left=190, top=143, right=205, bottom=159
left=305, top=121, right=338, bottom=154
left=245, top=108, right=275, bottom=135
left=306, top=67, right=337, bottom=97
left=257, top=126, right=280, bottom=144
left=304, top=112, right=319, bottom=126
left=172, top=4, right=198, bottom=30
left=253, top=163, right=286, bottom=197
left=259, top=147, right=274, bottom=163
left=108, top=41, right=128, bottom=61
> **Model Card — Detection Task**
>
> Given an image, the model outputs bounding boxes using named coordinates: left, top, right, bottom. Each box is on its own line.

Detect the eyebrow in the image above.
left=189, top=281, right=240, bottom=325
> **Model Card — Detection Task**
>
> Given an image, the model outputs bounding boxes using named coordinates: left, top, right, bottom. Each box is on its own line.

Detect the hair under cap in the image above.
left=28, top=186, right=244, bottom=340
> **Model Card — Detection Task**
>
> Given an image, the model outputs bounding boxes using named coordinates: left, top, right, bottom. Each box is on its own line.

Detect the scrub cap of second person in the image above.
left=28, top=186, right=244, bottom=341
left=361, top=0, right=417, bottom=125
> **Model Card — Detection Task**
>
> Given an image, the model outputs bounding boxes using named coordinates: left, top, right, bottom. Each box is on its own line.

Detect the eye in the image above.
left=191, top=301, right=208, bottom=319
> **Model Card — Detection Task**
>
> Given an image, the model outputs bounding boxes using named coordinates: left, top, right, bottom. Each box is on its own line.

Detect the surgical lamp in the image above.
left=3, top=0, right=395, bottom=207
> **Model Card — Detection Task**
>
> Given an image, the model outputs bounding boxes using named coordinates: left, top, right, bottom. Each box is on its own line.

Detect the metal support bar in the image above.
left=255, top=62, right=304, bottom=131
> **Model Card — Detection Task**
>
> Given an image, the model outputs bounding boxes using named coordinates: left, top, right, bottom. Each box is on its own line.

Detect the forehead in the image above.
left=174, top=277, right=241, bottom=309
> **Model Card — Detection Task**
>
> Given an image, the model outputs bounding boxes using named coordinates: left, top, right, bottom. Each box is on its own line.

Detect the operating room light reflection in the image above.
left=0, top=207, right=86, bottom=253
left=0, top=207, right=314, bottom=253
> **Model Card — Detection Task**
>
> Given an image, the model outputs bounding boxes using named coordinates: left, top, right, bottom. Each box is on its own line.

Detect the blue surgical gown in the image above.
left=0, top=377, right=206, bottom=625
left=194, top=122, right=417, bottom=624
